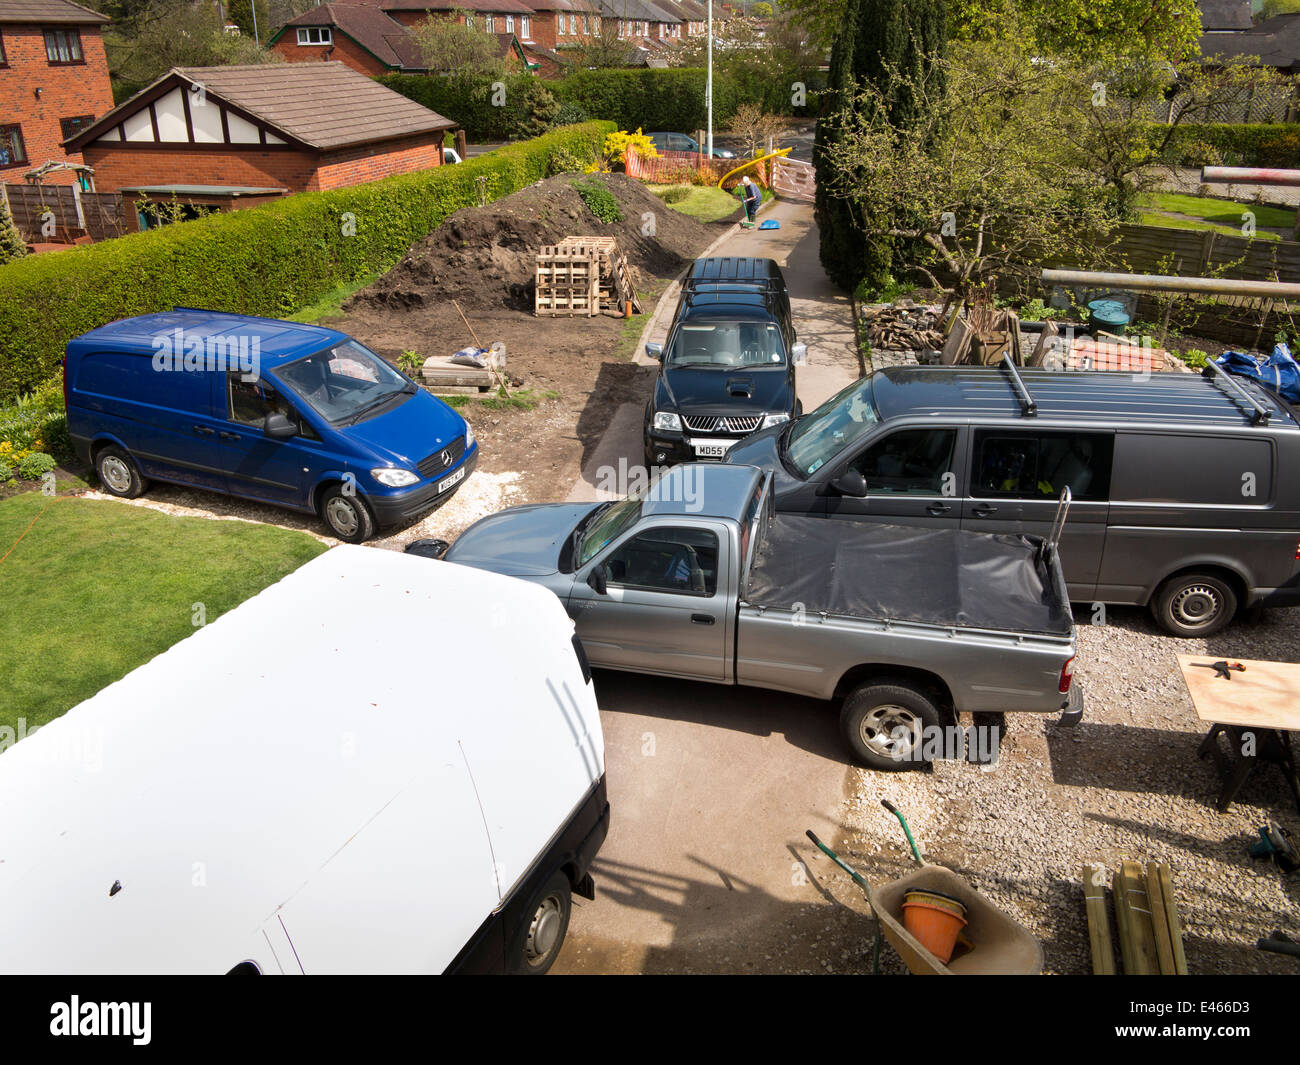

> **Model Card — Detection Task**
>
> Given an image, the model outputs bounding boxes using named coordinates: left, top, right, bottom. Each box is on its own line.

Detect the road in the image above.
left=552, top=200, right=868, bottom=974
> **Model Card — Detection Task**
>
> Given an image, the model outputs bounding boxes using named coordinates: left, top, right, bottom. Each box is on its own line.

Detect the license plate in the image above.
left=691, top=439, right=738, bottom=458
left=437, top=467, right=466, bottom=493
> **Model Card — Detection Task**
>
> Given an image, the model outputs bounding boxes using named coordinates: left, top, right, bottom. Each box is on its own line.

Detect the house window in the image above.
left=466, top=14, right=474, bottom=28
left=43, top=28, right=83, bottom=64
left=593, top=16, right=599, bottom=31
left=296, top=27, right=332, bottom=45
left=485, top=15, right=494, bottom=31
left=581, top=16, right=588, bottom=32
left=0, top=125, right=27, bottom=167
left=521, top=15, right=529, bottom=37
left=59, top=114, right=95, bottom=141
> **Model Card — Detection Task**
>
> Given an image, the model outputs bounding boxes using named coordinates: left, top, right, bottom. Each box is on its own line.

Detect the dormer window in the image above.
left=296, top=27, right=332, bottom=45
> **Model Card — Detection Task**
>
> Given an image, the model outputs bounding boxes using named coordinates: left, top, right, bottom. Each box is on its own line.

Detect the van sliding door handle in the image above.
left=926, top=503, right=952, bottom=515
left=691, top=613, right=715, bottom=625
left=193, top=425, right=215, bottom=436
left=219, top=431, right=241, bottom=441
left=971, top=503, right=998, bottom=517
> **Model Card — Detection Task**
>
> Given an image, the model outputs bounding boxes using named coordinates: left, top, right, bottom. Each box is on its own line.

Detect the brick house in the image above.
left=63, top=62, right=457, bottom=225
left=272, top=0, right=575, bottom=76
left=0, top=0, right=115, bottom=187
left=269, top=3, right=429, bottom=75
left=520, top=0, right=603, bottom=51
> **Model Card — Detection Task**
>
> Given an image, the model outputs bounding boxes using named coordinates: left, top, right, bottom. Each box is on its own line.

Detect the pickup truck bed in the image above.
left=747, top=515, right=1073, bottom=637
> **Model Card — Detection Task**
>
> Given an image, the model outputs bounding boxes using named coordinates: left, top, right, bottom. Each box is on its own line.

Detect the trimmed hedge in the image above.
left=1158, top=122, right=1300, bottom=168
left=382, top=67, right=824, bottom=141
left=0, top=122, right=612, bottom=403
left=376, top=73, right=562, bottom=141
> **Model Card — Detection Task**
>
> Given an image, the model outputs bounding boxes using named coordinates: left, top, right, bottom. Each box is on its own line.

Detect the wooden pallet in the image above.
left=535, top=236, right=642, bottom=317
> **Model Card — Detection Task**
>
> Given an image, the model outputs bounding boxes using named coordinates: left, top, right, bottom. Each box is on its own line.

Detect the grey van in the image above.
left=726, top=361, right=1300, bottom=636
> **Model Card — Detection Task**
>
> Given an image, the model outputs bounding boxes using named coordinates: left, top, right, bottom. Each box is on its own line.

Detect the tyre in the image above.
left=95, top=445, right=147, bottom=499
left=1152, top=572, right=1238, bottom=637
left=509, top=870, right=572, bottom=975
left=319, top=485, right=375, bottom=543
left=840, top=682, right=943, bottom=771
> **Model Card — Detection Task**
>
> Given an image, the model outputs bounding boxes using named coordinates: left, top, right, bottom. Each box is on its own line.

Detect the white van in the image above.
left=0, top=546, right=607, bottom=975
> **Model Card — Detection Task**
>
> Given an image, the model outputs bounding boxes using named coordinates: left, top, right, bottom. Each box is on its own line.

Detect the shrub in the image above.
left=398, top=350, right=424, bottom=374
left=1159, top=123, right=1300, bottom=167
left=16, top=451, right=56, bottom=480
left=572, top=177, right=623, bottom=223
left=0, top=461, right=10, bottom=481
left=553, top=101, right=588, bottom=126
left=603, top=128, right=658, bottom=167
left=0, top=122, right=613, bottom=403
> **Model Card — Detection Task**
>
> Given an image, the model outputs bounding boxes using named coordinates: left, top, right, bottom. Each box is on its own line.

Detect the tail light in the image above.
left=1059, top=655, right=1075, bottom=694
left=1294, top=536, right=1299, bottom=561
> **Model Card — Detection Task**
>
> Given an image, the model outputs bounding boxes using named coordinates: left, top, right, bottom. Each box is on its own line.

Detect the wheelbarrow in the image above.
left=807, top=800, right=1043, bottom=975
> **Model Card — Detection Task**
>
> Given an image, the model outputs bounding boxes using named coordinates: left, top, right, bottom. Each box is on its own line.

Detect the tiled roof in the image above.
left=281, top=3, right=422, bottom=69
left=71, top=62, right=456, bottom=152
left=0, top=0, right=107, bottom=23
left=379, top=0, right=535, bottom=12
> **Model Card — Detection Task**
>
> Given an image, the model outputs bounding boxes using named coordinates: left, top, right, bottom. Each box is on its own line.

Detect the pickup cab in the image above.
left=434, top=463, right=1083, bottom=769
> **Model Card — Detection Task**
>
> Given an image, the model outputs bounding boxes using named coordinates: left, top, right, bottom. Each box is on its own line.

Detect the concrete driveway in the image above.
left=553, top=203, right=870, bottom=974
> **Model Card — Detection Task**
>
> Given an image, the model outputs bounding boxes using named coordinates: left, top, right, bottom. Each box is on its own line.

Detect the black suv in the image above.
left=644, top=257, right=804, bottom=466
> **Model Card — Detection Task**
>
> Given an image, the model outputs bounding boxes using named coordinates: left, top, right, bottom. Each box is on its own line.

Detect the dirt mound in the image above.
left=346, top=173, right=716, bottom=314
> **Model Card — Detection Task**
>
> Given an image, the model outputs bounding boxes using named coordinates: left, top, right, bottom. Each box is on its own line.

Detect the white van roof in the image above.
left=0, top=546, right=603, bottom=974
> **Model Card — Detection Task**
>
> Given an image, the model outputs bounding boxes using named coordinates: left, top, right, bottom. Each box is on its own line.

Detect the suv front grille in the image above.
left=683, top=414, right=763, bottom=435
left=416, top=436, right=466, bottom=478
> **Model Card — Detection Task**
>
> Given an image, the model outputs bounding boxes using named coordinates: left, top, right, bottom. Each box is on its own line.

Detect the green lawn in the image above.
left=649, top=183, right=746, bottom=223
left=0, top=494, right=326, bottom=732
left=1136, top=192, right=1295, bottom=239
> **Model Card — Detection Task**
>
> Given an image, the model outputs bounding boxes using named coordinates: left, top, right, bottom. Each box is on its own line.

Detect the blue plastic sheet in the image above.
left=1213, top=343, right=1300, bottom=404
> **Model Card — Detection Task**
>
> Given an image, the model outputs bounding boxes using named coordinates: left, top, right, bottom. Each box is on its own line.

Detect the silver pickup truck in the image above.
left=426, top=464, right=1083, bottom=769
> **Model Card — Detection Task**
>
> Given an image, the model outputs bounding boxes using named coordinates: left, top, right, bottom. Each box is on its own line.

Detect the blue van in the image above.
left=64, top=309, right=478, bottom=542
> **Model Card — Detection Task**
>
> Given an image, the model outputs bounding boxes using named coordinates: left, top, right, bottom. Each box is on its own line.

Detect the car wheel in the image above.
left=1152, top=572, right=1238, bottom=637
left=319, top=485, right=375, bottom=543
left=95, top=445, right=147, bottom=499
left=840, top=682, right=943, bottom=771
left=509, top=870, right=572, bottom=975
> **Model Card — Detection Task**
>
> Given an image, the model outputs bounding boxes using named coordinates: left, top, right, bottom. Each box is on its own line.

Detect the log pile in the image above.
left=860, top=302, right=947, bottom=351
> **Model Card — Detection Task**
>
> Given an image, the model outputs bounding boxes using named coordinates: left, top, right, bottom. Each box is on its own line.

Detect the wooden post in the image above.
left=70, top=182, right=86, bottom=229
left=1144, top=862, right=1177, bottom=974
left=1083, top=863, right=1116, bottom=975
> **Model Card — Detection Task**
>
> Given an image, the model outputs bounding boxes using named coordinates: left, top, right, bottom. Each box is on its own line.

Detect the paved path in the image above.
left=553, top=199, right=864, bottom=974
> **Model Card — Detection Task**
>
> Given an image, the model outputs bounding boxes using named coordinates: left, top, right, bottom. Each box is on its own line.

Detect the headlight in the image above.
left=372, top=467, right=419, bottom=488
left=762, top=412, right=791, bottom=428
left=464, top=421, right=475, bottom=448
left=653, top=411, right=682, bottom=432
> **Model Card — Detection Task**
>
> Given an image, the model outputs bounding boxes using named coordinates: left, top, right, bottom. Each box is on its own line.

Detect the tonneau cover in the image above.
left=746, top=516, right=1073, bottom=637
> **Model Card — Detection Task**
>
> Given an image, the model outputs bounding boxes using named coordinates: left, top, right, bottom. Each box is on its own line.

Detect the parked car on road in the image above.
left=427, top=464, right=1082, bottom=770
left=64, top=309, right=477, bottom=542
left=645, top=131, right=736, bottom=159
left=726, top=360, right=1300, bottom=636
left=0, top=546, right=607, bottom=975
left=644, top=258, right=804, bottom=466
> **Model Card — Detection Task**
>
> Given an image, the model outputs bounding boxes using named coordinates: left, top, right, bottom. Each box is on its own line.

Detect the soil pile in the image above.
left=346, top=173, right=718, bottom=314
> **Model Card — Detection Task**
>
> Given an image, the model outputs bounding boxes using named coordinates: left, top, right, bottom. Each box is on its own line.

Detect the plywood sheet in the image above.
left=1176, top=655, right=1300, bottom=730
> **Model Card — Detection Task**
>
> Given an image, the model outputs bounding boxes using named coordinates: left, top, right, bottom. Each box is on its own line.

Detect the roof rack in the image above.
left=1000, top=352, right=1037, bottom=416
left=682, top=277, right=783, bottom=293
left=1202, top=362, right=1273, bottom=425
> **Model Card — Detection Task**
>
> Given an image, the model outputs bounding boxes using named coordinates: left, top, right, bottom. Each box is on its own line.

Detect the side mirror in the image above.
left=586, top=567, right=608, bottom=595
left=264, top=412, right=297, bottom=439
left=791, top=342, right=807, bottom=365
left=829, top=469, right=868, bottom=498
left=645, top=343, right=664, bottom=361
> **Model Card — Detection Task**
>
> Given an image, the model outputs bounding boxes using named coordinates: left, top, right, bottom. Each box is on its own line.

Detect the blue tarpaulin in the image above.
left=1213, top=343, right=1300, bottom=404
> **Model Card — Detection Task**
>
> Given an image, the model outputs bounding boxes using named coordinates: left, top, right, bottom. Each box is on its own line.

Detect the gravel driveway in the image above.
left=810, top=603, right=1300, bottom=975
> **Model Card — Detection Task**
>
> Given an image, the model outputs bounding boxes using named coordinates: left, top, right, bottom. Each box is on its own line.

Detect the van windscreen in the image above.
left=275, top=341, right=413, bottom=426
